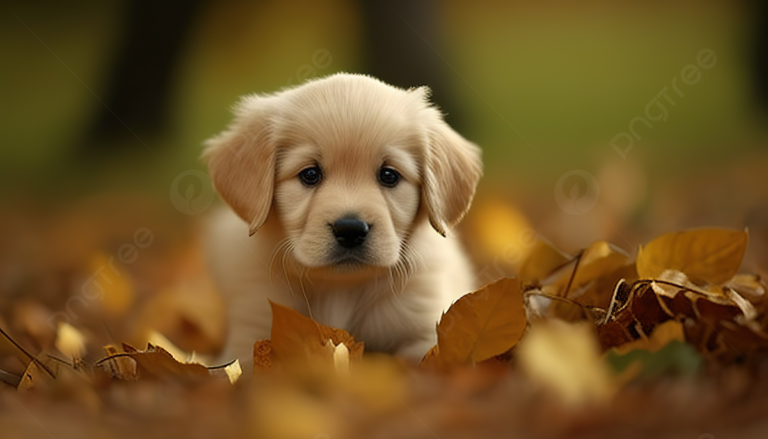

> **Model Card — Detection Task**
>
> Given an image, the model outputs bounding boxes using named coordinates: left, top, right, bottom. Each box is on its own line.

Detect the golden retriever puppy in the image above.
left=203, top=73, right=482, bottom=370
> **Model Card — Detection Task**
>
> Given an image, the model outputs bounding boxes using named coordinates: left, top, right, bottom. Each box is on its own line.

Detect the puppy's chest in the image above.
left=307, top=285, right=378, bottom=331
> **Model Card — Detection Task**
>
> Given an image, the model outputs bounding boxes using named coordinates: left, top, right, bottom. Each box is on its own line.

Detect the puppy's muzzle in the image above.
left=331, top=217, right=370, bottom=249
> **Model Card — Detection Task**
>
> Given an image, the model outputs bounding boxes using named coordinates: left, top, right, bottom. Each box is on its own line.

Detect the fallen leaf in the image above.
left=318, top=325, right=364, bottom=361
left=208, top=359, right=242, bottom=384
left=470, top=199, right=532, bottom=270
left=269, top=301, right=363, bottom=373
left=518, top=320, right=615, bottom=404
left=548, top=241, right=630, bottom=297
left=725, top=274, right=765, bottom=303
left=147, top=330, right=193, bottom=363
left=330, top=340, right=350, bottom=375
left=636, top=228, right=748, bottom=285
left=88, top=252, right=134, bottom=317
left=431, top=278, right=527, bottom=365
left=17, top=353, right=60, bottom=391
left=269, top=301, right=334, bottom=368
left=517, top=238, right=571, bottom=283
left=55, top=322, right=86, bottom=361
left=96, top=343, right=210, bottom=382
left=98, top=345, right=138, bottom=381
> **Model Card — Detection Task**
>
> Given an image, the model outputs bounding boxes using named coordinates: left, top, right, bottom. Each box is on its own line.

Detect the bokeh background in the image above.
left=1, top=0, right=767, bottom=356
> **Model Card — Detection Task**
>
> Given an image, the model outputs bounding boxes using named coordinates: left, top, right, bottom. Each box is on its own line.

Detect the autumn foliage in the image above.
left=2, top=226, right=767, bottom=438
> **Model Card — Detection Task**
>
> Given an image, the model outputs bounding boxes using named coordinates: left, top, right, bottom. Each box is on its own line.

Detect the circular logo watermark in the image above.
left=554, top=170, right=600, bottom=215
left=170, top=170, right=215, bottom=215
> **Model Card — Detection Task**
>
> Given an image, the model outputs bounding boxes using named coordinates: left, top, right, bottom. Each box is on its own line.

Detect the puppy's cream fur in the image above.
left=203, top=73, right=482, bottom=370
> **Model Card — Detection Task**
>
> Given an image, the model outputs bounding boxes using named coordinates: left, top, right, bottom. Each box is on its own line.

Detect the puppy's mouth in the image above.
left=326, top=253, right=372, bottom=270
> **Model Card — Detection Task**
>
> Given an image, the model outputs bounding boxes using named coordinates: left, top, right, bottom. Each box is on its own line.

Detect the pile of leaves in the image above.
left=1, top=227, right=767, bottom=438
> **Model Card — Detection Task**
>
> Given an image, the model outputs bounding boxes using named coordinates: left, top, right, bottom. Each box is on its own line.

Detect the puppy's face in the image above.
left=204, top=74, right=482, bottom=273
left=274, top=137, right=420, bottom=269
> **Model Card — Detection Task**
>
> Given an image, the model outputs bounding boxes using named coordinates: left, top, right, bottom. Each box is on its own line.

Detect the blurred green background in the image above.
left=1, top=0, right=767, bottom=254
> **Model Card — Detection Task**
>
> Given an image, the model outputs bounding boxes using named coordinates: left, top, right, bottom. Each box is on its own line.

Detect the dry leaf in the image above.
left=470, top=199, right=532, bottom=270
left=330, top=341, right=350, bottom=375
left=96, top=343, right=210, bottom=382
left=518, top=320, right=615, bottom=404
left=55, top=322, right=86, bottom=361
left=208, top=359, right=242, bottom=384
left=269, top=301, right=363, bottom=373
left=318, top=325, right=364, bottom=361
left=17, top=353, right=59, bottom=391
left=636, top=228, right=748, bottom=284
left=269, top=301, right=334, bottom=367
left=548, top=241, right=629, bottom=296
left=518, top=238, right=571, bottom=283
left=98, top=345, right=138, bottom=381
left=725, top=274, right=765, bottom=303
left=147, top=330, right=194, bottom=363
left=87, top=252, right=135, bottom=317
left=431, top=278, right=527, bottom=365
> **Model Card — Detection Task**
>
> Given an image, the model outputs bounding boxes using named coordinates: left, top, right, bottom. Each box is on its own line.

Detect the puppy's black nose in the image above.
left=332, top=218, right=369, bottom=248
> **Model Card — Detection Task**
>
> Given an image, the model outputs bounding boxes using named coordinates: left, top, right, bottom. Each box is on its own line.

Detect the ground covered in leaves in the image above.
left=2, top=192, right=768, bottom=438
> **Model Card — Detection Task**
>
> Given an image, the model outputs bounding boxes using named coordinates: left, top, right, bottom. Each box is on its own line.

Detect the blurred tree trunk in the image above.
left=752, top=0, right=768, bottom=114
left=84, top=0, right=204, bottom=153
left=358, top=0, right=464, bottom=133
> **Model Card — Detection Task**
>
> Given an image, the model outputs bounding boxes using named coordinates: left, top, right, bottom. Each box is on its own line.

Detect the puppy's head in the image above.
left=203, top=74, right=482, bottom=271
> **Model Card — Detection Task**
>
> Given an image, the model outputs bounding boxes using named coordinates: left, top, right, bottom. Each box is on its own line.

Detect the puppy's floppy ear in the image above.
left=202, top=95, right=278, bottom=236
left=422, top=110, right=483, bottom=237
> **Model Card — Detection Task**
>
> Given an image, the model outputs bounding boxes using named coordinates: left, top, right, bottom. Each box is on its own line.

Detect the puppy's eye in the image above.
left=298, top=166, right=322, bottom=186
left=378, top=166, right=400, bottom=188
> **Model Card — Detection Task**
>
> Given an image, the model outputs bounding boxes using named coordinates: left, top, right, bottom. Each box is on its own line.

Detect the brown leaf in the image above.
left=636, top=228, right=748, bottom=285
left=318, top=325, right=364, bottom=361
left=432, top=278, right=527, bottom=365
left=420, top=345, right=439, bottom=364
left=96, top=343, right=210, bottom=382
left=98, top=345, right=138, bottom=381
left=269, top=301, right=334, bottom=367
left=17, top=353, right=60, bottom=391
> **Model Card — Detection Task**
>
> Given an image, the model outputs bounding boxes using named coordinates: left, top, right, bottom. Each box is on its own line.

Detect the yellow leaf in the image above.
left=88, top=252, right=134, bottom=317
left=470, top=199, right=532, bottom=269
left=55, top=322, right=86, bottom=361
left=435, top=278, right=527, bottom=365
left=554, top=241, right=629, bottom=295
left=330, top=340, right=350, bottom=375
left=636, top=228, right=748, bottom=285
left=147, top=330, right=193, bottom=363
left=518, top=320, right=615, bottom=404
left=518, top=238, right=571, bottom=283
